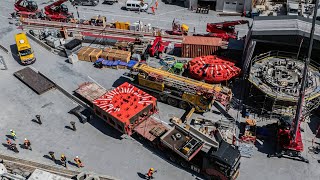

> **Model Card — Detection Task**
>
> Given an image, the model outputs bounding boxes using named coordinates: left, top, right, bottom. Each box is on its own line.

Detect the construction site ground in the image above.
left=0, top=0, right=320, bottom=180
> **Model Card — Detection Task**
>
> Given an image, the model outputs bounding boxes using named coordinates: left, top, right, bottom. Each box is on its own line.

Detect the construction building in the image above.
left=241, top=15, right=320, bottom=116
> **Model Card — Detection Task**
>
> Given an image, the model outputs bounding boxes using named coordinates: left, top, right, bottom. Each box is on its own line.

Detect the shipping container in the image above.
left=182, top=36, right=222, bottom=58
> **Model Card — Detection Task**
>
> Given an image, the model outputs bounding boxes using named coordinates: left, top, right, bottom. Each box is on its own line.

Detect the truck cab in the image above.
left=15, top=33, right=36, bottom=65
left=203, top=141, right=241, bottom=180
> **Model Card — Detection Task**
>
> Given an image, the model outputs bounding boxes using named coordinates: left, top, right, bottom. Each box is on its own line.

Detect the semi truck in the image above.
left=124, top=64, right=232, bottom=112
left=75, top=82, right=241, bottom=180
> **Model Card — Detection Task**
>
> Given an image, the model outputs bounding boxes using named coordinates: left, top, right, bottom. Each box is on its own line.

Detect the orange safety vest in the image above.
left=7, top=140, right=11, bottom=145
left=147, top=169, right=153, bottom=177
left=74, top=158, right=83, bottom=166
left=24, top=140, right=30, bottom=146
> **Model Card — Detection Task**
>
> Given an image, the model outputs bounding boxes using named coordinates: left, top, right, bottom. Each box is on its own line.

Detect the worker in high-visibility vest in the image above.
left=61, top=154, right=67, bottom=168
left=155, top=0, right=159, bottom=9
left=6, top=138, right=11, bottom=146
left=10, top=129, right=16, bottom=140
left=146, top=168, right=156, bottom=179
left=151, top=6, right=155, bottom=15
left=74, top=156, right=84, bottom=168
left=24, top=138, right=32, bottom=150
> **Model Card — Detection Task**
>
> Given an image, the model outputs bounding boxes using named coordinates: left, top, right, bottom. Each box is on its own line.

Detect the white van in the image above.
left=125, top=0, right=148, bottom=11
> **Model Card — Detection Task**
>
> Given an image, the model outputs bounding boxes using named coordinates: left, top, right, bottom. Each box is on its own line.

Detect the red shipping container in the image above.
left=182, top=36, right=223, bottom=58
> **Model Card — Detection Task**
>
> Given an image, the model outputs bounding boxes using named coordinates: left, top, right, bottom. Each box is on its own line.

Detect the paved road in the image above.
left=0, top=1, right=320, bottom=180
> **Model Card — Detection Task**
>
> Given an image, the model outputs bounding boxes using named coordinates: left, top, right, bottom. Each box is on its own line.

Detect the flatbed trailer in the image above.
left=75, top=82, right=241, bottom=180
left=14, top=67, right=55, bottom=95
left=133, top=117, right=241, bottom=180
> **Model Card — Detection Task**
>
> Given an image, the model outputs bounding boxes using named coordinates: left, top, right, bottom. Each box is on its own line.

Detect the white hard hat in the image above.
left=10, top=129, right=12, bottom=132
left=25, top=138, right=27, bottom=140
left=76, top=156, right=79, bottom=158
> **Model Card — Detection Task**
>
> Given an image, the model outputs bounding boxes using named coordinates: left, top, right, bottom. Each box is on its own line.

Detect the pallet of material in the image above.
left=90, top=49, right=102, bottom=62
left=83, top=47, right=95, bottom=62
left=118, top=61, right=128, bottom=69
left=101, top=51, right=109, bottom=59
left=111, top=60, right=120, bottom=69
left=14, top=67, right=55, bottom=95
left=77, top=47, right=90, bottom=61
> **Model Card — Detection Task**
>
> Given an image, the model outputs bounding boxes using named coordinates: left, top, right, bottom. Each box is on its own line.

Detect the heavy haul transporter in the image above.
left=75, top=82, right=241, bottom=180
left=124, top=64, right=232, bottom=113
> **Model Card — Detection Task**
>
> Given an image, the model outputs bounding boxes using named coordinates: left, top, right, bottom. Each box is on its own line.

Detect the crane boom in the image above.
left=137, top=64, right=232, bottom=108
left=292, top=0, right=319, bottom=140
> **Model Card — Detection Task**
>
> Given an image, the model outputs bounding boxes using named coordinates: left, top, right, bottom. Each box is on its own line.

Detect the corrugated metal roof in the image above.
left=182, top=36, right=222, bottom=46
left=251, top=16, right=320, bottom=41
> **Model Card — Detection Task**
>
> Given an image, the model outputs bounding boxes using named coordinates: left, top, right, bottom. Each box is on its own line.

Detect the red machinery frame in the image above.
left=44, top=0, right=73, bottom=21
left=148, top=36, right=165, bottom=59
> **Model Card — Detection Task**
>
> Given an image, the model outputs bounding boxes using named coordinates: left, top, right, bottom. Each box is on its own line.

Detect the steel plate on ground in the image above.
left=14, top=67, right=55, bottom=95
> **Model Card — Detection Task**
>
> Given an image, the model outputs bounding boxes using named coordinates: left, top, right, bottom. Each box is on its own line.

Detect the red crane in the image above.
left=148, top=36, right=165, bottom=59
left=14, top=0, right=41, bottom=18
left=267, top=0, right=319, bottom=163
left=44, top=0, right=74, bottom=21
left=204, top=20, right=249, bottom=41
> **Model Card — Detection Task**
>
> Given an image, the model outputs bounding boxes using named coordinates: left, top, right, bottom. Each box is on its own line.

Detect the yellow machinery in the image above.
left=90, top=16, right=107, bottom=27
left=129, top=64, right=232, bottom=112
left=181, top=24, right=189, bottom=33
left=115, top=21, right=130, bottom=30
left=15, top=33, right=36, bottom=65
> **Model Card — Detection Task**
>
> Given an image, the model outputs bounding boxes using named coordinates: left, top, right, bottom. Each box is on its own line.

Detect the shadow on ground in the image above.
left=137, top=172, right=147, bottom=179
left=112, top=76, right=131, bottom=87
left=10, top=44, right=21, bottom=65
left=308, top=115, right=320, bottom=136
left=88, top=116, right=123, bottom=140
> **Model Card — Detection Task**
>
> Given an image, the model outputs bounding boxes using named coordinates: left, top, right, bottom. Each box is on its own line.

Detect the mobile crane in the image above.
left=267, top=2, right=319, bottom=163
left=124, top=64, right=232, bottom=112
left=44, top=0, right=74, bottom=21
left=202, top=20, right=249, bottom=40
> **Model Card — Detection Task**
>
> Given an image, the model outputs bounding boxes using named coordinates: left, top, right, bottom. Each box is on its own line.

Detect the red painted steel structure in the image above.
left=206, top=20, right=249, bottom=34
left=14, top=0, right=40, bottom=17
left=93, top=82, right=157, bottom=135
left=44, top=0, right=73, bottom=21
left=205, top=20, right=249, bottom=41
left=186, top=55, right=241, bottom=83
left=149, top=36, right=165, bottom=58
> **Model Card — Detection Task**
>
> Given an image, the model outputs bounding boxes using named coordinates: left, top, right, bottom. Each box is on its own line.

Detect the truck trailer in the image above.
left=75, top=82, right=241, bottom=180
